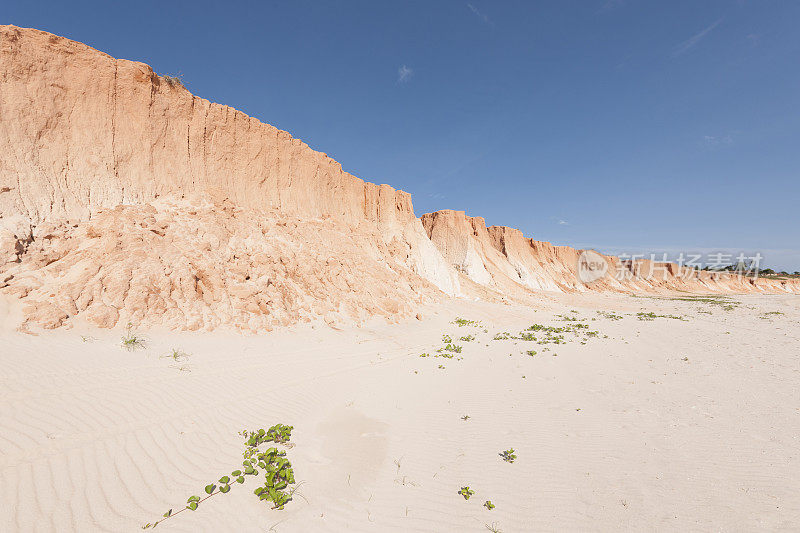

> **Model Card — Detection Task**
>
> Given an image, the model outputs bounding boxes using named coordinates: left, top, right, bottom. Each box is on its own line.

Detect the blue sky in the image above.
left=4, top=1, right=799, bottom=270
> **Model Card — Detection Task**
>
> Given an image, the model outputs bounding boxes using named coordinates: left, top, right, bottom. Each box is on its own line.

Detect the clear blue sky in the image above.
left=4, top=1, right=799, bottom=270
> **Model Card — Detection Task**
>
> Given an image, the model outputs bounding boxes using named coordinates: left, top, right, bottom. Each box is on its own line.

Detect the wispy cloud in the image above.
left=672, top=18, right=722, bottom=57
left=599, top=0, right=625, bottom=12
left=397, top=65, right=413, bottom=83
left=702, top=134, right=734, bottom=147
left=557, top=219, right=570, bottom=226
left=467, top=3, right=493, bottom=26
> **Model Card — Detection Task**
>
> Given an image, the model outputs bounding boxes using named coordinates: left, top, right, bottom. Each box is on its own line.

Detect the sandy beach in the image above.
left=2, top=293, right=798, bottom=532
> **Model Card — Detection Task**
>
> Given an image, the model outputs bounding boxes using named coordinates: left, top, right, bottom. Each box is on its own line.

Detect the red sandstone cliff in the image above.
left=0, top=25, right=457, bottom=330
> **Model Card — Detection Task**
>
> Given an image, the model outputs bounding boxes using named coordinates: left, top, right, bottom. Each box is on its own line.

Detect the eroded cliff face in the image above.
left=0, top=26, right=458, bottom=329
left=422, top=210, right=800, bottom=296
left=0, top=25, right=795, bottom=330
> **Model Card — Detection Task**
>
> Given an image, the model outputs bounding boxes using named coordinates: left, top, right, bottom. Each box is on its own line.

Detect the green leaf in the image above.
left=236, top=476, right=245, bottom=484
left=143, top=524, right=151, bottom=529
left=254, top=487, right=265, bottom=495
left=187, top=495, right=200, bottom=503
left=231, top=470, right=241, bottom=477
left=162, top=509, right=172, bottom=518
left=187, top=502, right=198, bottom=511
left=205, top=484, right=216, bottom=494
left=219, top=476, right=230, bottom=484
left=220, top=484, right=231, bottom=493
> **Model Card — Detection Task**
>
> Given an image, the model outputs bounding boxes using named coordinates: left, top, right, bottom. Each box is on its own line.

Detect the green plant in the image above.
left=437, top=343, right=462, bottom=353
left=499, top=448, right=517, bottom=463
left=459, top=334, right=475, bottom=342
left=485, top=523, right=502, bottom=533
left=596, top=311, right=623, bottom=320
left=458, top=486, right=475, bottom=500
left=461, top=415, right=470, bottom=421
left=162, top=348, right=190, bottom=361
left=525, top=350, right=537, bottom=356
left=484, top=500, right=495, bottom=510
left=453, top=317, right=480, bottom=327
left=442, top=334, right=453, bottom=343
left=121, top=323, right=146, bottom=351
left=493, top=332, right=511, bottom=340
left=636, top=312, right=686, bottom=321
left=419, top=352, right=430, bottom=358
left=143, top=424, right=296, bottom=529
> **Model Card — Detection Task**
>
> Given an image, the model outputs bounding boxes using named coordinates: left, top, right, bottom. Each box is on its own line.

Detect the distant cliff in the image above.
left=421, top=210, right=800, bottom=296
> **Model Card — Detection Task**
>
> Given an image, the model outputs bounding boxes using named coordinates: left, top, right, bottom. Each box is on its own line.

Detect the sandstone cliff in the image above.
left=0, top=26, right=795, bottom=331
left=422, top=210, right=800, bottom=296
left=0, top=25, right=457, bottom=330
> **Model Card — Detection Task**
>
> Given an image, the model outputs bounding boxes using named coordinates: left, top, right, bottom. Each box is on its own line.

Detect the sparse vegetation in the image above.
left=453, top=317, right=481, bottom=327
left=162, top=348, right=190, bottom=362
left=143, top=424, right=296, bottom=529
left=499, top=449, right=517, bottom=463
left=121, top=324, right=146, bottom=351
left=636, top=312, right=687, bottom=321
left=484, top=500, right=495, bottom=510
left=458, top=486, right=475, bottom=500
left=596, top=311, right=623, bottom=320
left=159, top=73, right=184, bottom=88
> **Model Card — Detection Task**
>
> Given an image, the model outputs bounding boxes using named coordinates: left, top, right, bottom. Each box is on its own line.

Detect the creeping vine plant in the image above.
left=142, top=424, right=296, bottom=529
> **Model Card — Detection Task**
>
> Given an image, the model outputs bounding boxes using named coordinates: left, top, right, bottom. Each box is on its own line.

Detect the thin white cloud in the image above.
left=702, top=134, right=733, bottom=146
left=397, top=65, right=413, bottom=83
left=558, top=219, right=570, bottom=226
left=672, top=18, right=722, bottom=57
left=599, top=0, right=625, bottom=12
left=467, top=3, right=493, bottom=26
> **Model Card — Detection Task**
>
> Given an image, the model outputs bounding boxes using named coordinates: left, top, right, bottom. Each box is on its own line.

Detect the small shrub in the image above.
left=458, top=486, right=475, bottom=500
left=159, top=73, right=184, bottom=88
left=499, top=449, right=516, bottom=463
left=121, top=324, right=146, bottom=351
left=484, top=500, right=495, bottom=510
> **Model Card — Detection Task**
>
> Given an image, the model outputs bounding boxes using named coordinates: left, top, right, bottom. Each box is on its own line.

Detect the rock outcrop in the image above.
left=0, top=25, right=457, bottom=330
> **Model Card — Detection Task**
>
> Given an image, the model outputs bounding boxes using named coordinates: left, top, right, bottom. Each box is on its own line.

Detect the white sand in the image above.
left=1, top=293, right=798, bottom=532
